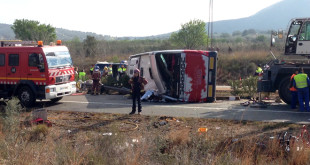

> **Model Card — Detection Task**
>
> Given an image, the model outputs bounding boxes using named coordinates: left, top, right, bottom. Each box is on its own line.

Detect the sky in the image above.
left=0, top=0, right=283, bottom=37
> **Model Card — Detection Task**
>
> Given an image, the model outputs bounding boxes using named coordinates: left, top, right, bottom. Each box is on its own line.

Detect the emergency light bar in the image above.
left=38, top=41, right=43, bottom=47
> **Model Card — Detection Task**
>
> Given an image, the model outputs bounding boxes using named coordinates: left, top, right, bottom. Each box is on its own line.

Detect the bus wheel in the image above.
left=50, top=97, right=63, bottom=103
left=279, top=77, right=291, bottom=104
left=18, top=86, right=35, bottom=107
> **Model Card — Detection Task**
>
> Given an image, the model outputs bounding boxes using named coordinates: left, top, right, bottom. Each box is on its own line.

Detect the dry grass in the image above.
left=0, top=100, right=310, bottom=164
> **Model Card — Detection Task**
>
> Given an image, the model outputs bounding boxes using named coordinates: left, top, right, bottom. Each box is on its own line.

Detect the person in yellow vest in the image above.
left=79, top=69, right=86, bottom=81
left=289, top=70, right=299, bottom=109
left=255, top=64, right=263, bottom=76
left=118, top=64, right=127, bottom=77
left=107, top=64, right=113, bottom=76
left=293, top=67, right=310, bottom=111
left=90, top=64, right=94, bottom=76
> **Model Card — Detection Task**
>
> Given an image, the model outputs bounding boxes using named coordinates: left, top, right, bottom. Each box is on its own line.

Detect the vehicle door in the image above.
left=139, top=54, right=157, bottom=91
left=128, top=57, right=140, bottom=77
left=296, top=21, right=310, bottom=55
left=0, top=53, right=6, bottom=84
left=7, top=53, right=21, bottom=85
left=27, top=53, right=46, bottom=85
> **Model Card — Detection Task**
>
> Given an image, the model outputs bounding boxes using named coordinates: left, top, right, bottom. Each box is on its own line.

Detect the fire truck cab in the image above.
left=0, top=40, right=76, bottom=107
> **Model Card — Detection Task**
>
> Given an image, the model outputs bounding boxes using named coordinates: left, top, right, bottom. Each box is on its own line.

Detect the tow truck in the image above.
left=258, top=18, right=310, bottom=104
left=0, top=40, right=76, bottom=107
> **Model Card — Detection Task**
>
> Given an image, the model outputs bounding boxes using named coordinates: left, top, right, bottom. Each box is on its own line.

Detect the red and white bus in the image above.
left=128, top=50, right=217, bottom=102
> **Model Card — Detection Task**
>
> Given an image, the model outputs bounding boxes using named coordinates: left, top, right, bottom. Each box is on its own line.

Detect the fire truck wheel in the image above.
left=279, top=76, right=291, bottom=104
left=50, top=97, right=63, bottom=103
left=18, top=86, right=35, bottom=107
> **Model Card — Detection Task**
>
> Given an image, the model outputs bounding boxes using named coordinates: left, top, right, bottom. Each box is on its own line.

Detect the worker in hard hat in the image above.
left=128, top=68, right=148, bottom=115
left=118, top=64, right=127, bottom=77
left=92, top=66, right=101, bottom=95
left=107, top=64, right=113, bottom=77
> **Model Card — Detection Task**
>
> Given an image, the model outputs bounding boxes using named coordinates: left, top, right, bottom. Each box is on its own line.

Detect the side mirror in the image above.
left=271, top=37, right=276, bottom=47
left=37, top=65, right=45, bottom=72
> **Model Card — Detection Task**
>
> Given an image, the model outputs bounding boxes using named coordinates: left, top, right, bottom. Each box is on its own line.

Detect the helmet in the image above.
left=134, top=68, right=140, bottom=73
left=95, top=66, right=100, bottom=71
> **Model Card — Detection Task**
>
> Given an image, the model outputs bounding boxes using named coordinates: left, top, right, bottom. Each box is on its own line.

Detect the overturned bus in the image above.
left=127, top=50, right=217, bottom=102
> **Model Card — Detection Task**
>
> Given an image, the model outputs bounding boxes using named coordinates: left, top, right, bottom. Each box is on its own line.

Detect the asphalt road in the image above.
left=39, top=94, right=310, bottom=124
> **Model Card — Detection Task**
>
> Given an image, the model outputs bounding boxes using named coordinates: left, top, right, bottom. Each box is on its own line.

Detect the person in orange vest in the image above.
left=289, top=70, right=299, bottom=109
left=128, top=68, right=148, bottom=115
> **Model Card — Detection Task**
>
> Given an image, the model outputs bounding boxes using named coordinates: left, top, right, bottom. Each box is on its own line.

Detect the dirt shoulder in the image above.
left=2, top=110, right=307, bottom=164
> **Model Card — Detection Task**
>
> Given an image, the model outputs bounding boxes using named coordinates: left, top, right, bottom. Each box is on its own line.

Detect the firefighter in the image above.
left=293, top=67, right=310, bottom=111
left=128, top=69, right=148, bottom=115
left=90, top=64, right=94, bottom=76
left=92, top=66, right=101, bottom=95
left=103, top=66, right=108, bottom=77
left=289, top=70, right=299, bottom=109
left=74, top=66, right=79, bottom=82
left=107, top=64, right=113, bottom=76
left=78, top=69, right=86, bottom=81
left=118, top=64, right=127, bottom=77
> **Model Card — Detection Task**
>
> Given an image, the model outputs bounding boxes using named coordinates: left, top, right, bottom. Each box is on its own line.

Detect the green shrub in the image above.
left=228, top=76, right=258, bottom=98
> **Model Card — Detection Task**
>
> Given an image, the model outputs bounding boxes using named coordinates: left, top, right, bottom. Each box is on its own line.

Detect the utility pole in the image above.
left=207, top=0, right=213, bottom=49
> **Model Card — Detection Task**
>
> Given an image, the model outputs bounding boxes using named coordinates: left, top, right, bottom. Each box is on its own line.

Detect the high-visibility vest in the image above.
left=79, top=72, right=86, bottom=81
left=90, top=67, right=94, bottom=71
left=290, top=74, right=297, bottom=91
left=294, top=73, right=308, bottom=89
left=256, top=67, right=263, bottom=74
left=108, top=67, right=113, bottom=75
left=118, top=67, right=127, bottom=73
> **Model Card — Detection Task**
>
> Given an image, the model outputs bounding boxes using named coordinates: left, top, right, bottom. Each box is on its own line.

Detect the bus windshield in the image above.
left=45, top=51, right=73, bottom=68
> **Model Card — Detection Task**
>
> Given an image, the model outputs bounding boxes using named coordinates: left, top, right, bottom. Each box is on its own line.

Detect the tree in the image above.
left=11, top=19, right=56, bottom=43
left=170, top=19, right=208, bottom=49
left=83, top=35, right=98, bottom=57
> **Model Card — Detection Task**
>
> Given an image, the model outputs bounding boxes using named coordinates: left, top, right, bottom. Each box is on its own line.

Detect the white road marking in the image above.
left=59, top=100, right=308, bottom=114
left=60, top=100, right=130, bottom=106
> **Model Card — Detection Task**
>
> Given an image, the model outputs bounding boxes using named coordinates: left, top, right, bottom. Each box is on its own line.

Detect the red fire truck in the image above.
left=0, top=40, right=76, bottom=107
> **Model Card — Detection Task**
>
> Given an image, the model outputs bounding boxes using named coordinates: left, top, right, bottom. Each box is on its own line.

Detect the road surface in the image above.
left=38, top=94, right=310, bottom=124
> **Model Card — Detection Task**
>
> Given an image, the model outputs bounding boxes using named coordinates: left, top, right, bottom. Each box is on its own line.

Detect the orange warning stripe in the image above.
left=0, top=77, right=46, bottom=81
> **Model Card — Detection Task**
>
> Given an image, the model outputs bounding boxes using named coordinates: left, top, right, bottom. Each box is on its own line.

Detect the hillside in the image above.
left=0, top=0, right=309, bottom=40
left=213, top=0, right=310, bottom=33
